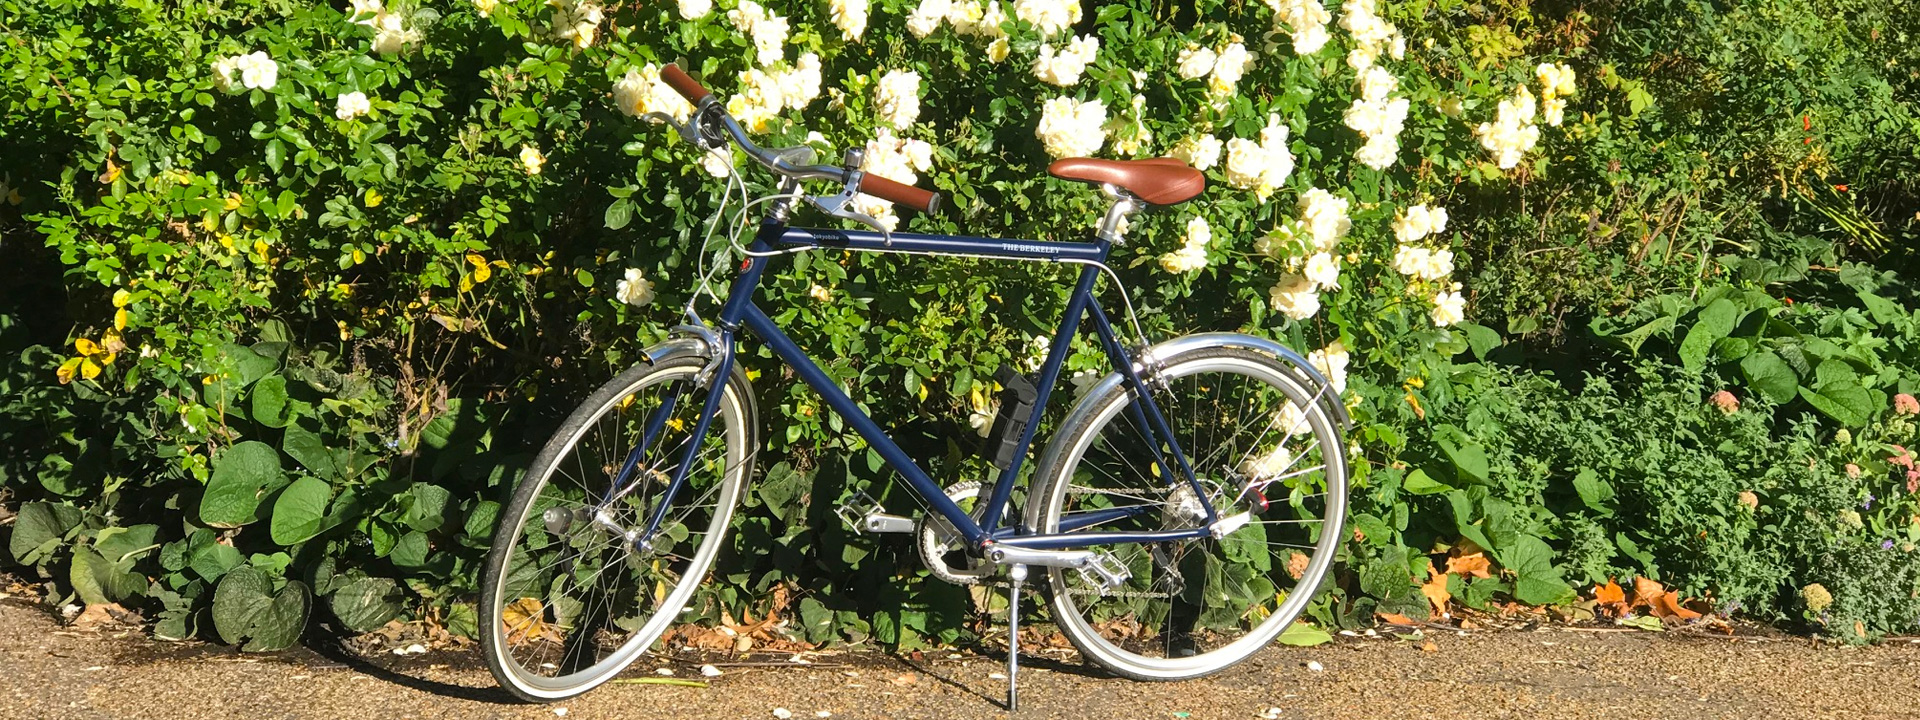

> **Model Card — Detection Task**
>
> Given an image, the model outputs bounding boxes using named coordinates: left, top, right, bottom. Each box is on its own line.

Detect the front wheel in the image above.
left=478, top=355, right=755, bottom=702
left=1028, top=345, right=1348, bottom=680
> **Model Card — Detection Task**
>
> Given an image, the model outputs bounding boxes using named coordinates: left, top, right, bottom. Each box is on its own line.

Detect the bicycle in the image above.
left=477, top=62, right=1351, bottom=708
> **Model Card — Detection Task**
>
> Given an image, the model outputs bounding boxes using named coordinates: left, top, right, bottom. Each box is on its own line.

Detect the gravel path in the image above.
left=3, top=599, right=1917, bottom=720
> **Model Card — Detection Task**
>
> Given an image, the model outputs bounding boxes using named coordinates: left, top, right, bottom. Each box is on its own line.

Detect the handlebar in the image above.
left=659, top=63, right=943, bottom=215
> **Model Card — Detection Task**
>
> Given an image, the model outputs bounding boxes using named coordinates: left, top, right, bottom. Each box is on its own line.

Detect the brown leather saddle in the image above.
left=1046, top=157, right=1206, bottom=206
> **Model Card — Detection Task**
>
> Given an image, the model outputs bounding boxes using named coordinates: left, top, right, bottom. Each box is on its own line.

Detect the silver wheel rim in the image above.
left=487, top=365, right=748, bottom=699
left=1040, top=354, right=1347, bottom=678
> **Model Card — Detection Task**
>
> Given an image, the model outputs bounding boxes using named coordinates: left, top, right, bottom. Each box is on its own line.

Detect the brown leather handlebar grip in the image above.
left=660, top=63, right=712, bottom=104
left=860, top=173, right=943, bottom=215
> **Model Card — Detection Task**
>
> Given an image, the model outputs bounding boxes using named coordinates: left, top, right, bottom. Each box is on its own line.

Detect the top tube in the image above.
left=776, top=226, right=1110, bottom=264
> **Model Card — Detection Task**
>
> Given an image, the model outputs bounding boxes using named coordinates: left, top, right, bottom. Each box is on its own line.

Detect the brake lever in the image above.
left=806, top=148, right=893, bottom=245
left=807, top=180, right=894, bottom=246
left=640, top=110, right=725, bottom=152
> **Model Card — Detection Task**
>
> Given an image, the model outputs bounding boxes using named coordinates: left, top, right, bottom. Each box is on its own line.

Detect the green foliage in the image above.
left=0, top=0, right=1916, bottom=651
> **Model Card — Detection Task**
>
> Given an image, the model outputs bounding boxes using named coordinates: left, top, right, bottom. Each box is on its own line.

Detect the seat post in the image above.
left=1095, top=183, right=1141, bottom=243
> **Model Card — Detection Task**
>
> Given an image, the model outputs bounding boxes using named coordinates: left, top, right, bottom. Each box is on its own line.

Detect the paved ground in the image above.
left=3, top=599, right=1918, bottom=720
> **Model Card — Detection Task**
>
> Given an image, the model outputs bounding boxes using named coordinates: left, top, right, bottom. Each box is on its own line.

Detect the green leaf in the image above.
left=212, top=566, right=311, bottom=651
left=264, top=139, right=285, bottom=173
left=95, top=524, right=159, bottom=563
left=463, top=500, right=501, bottom=543
left=1276, top=622, right=1332, bottom=646
left=70, top=545, right=148, bottom=605
left=270, top=476, right=333, bottom=545
left=251, top=375, right=293, bottom=428
left=1801, top=382, right=1872, bottom=427
left=604, top=198, right=633, bottom=230
left=245, top=580, right=311, bottom=651
left=1401, top=469, right=1450, bottom=495
left=1679, top=299, right=1740, bottom=371
left=200, top=441, right=284, bottom=528
left=1609, top=315, right=1675, bottom=355
left=212, top=565, right=273, bottom=645
left=1739, top=352, right=1799, bottom=404
left=328, top=576, right=404, bottom=633
left=189, top=535, right=244, bottom=581
left=575, top=268, right=595, bottom=287
left=9, top=502, right=82, bottom=565
left=1571, top=469, right=1615, bottom=515
left=389, top=531, right=429, bottom=568
left=1458, top=322, right=1501, bottom=360
left=1435, top=429, right=1489, bottom=485
left=1858, top=291, right=1905, bottom=325
left=406, top=483, right=452, bottom=532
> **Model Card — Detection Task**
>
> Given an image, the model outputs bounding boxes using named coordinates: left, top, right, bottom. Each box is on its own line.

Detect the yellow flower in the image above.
left=519, top=145, right=546, bottom=175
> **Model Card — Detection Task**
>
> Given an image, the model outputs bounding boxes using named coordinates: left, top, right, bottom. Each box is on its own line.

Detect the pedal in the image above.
left=1075, top=550, right=1132, bottom=593
left=835, top=491, right=915, bottom=534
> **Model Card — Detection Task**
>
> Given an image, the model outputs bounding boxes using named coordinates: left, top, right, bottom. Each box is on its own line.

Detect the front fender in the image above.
left=636, top=335, right=761, bottom=452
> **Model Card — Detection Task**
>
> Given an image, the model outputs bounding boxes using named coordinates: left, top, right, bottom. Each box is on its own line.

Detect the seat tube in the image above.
left=977, top=262, right=1104, bottom=532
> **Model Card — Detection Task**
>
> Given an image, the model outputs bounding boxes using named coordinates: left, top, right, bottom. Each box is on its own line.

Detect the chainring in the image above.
left=917, top=481, right=995, bottom=585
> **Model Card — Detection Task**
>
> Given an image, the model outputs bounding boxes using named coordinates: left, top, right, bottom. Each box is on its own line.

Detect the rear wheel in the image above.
left=1028, top=345, right=1347, bottom=680
left=479, top=356, right=754, bottom=702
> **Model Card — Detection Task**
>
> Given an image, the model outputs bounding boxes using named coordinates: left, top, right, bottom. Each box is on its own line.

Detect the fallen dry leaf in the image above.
left=1647, top=592, right=1703, bottom=621
left=1419, top=560, right=1451, bottom=615
left=1446, top=552, right=1492, bottom=579
left=1376, top=612, right=1416, bottom=626
left=1420, top=640, right=1438, bottom=653
left=1593, top=579, right=1628, bottom=616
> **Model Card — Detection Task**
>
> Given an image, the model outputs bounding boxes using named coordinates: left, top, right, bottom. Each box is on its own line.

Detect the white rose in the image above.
left=987, top=37, right=1011, bottom=63
left=1176, top=45, right=1216, bottom=80
left=1296, top=188, right=1351, bottom=251
left=473, top=0, right=499, bottom=17
left=1393, top=204, right=1432, bottom=242
left=831, top=0, right=870, bottom=42
left=1389, top=32, right=1405, bottom=60
left=1184, top=215, right=1212, bottom=247
left=1542, top=96, right=1566, bottom=127
left=1158, top=245, right=1208, bottom=274
left=1012, top=0, right=1081, bottom=35
left=1431, top=290, right=1466, bottom=327
left=1033, top=35, right=1098, bottom=86
left=1170, top=134, right=1222, bottom=171
left=211, top=56, right=241, bottom=92
left=906, top=0, right=950, bottom=37
left=335, top=91, right=371, bottom=120
left=1391, top=244, right=1427, bottom=277
left=1291, top=24, right=1331, bottom=55
left=678, top=0, right=712, bottom=19
left=947, top=0, right=986, bottom=34
left=778, top=53, right=824, bottom=110
left=1418, top=248, right=1455, bottom=281
left=238, top=51, right=278, bottom=90
left=1034, top=96, right=1107, bottom=158
left=616, top=268, right=656, bottom=307
left=550, top=0, right=604, bottom=49
left=1239, top=444, right=1294, bottom=481
left=1269, top=273, right=1321, bottom=320
left=1303, top=251, right=1340, bottom=290
left=1308, top=340, right=1350, bottom=394
left=349, top=0, right=384, bottom=25
left=1223, top=137, right=1269, bottom=191
left=1357, top=66, right=1397, bottom=104
left=1211, top=42, right=1252, bottom=85
left=520, top=145, right=546, bottom=175
left=1428, top=206, right=1449, bottom=234
left=874, top=70, right=923, bottom=129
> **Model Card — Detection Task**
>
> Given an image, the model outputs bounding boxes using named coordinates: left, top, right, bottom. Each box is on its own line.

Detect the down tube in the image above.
left=738, top=302, right=986, bottom=545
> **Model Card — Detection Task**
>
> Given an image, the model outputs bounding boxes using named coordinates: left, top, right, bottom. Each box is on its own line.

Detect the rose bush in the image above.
left=1, top=0, right=1916, bottom=649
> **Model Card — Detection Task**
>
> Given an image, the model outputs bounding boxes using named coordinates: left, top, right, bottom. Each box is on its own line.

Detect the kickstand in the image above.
left=1005, top=563, right=1026, bottom=712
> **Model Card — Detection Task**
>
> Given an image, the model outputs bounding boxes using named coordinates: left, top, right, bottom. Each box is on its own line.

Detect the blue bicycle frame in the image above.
left=626, top=213, right=1221, bottom=557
